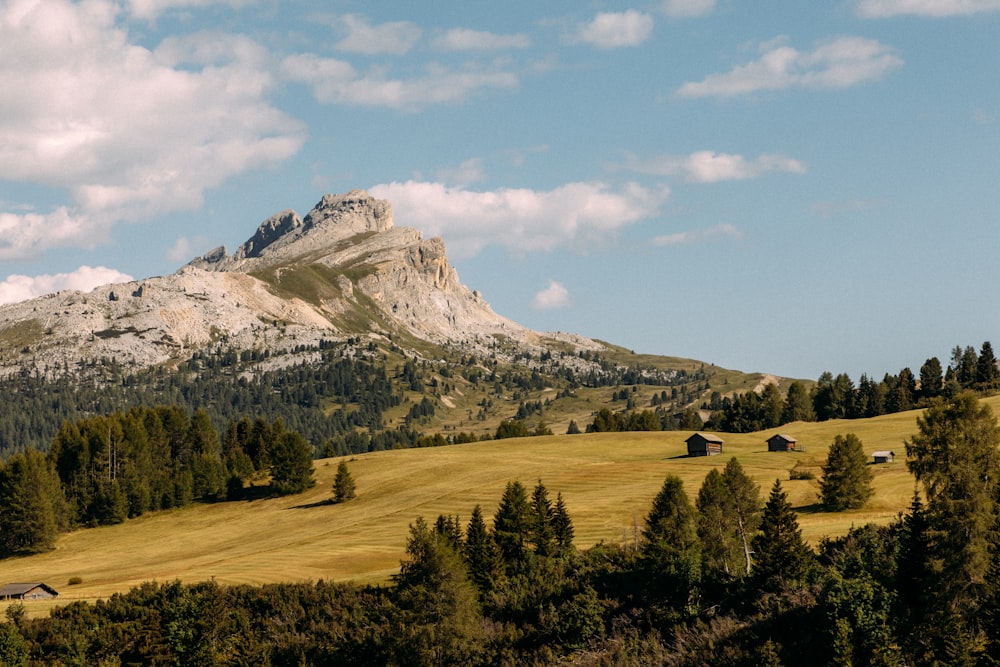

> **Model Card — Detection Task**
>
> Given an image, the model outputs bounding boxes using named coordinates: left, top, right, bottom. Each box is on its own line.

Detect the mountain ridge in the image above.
left=0, top=190, right=603, bottom=379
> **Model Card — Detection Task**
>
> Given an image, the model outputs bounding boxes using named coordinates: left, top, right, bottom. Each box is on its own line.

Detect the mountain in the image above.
left=0, top=190, right=595, bottom=380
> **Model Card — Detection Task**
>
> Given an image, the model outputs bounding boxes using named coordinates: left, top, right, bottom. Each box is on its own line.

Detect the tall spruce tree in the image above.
left=906, top=392, right=1000, bottom=604
left=464, top=505, right=503, bottom=595
left=696, top=458, right=762, bottom=580
left=641, top=475, right=701, bottom=616
left=752, top=479, right=813, bottom=590
left=493, top=480, right=530, bottom=571
left=0, top=449, right=67, bottom=555
left=820, top=433, right=874, bottom=511
left=529, top=480, right=554, bottom=557
left=551, top=492, right=574, bottom=556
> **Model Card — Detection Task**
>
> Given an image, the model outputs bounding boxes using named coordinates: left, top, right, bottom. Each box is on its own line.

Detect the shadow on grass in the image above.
left=291, top=498, right=337, bottom=510
left=793, top=503, right=826, bottom=514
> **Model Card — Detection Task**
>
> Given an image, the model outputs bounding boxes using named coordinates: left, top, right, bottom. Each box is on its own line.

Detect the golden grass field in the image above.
left=6, top=395, right=999, bottom=617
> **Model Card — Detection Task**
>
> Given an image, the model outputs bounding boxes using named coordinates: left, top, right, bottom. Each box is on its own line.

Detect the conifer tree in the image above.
left=0, top=449, right=67, bottom=555
left=641, top=474, right=701, bottom=615
left=906, top=392, right=1000, bottom=595
left=752, top=479, right=813, bottom=590
left=820, top=433, right=874, bottom=511
left=696, top=458, right=762, bottom=580
left=268, top=431, right=315, bottom=495
left=464, top=505, right=503, bottom=594
left=333, top=460, right=356, bottom=503
left=529, top=480, right=554, bottom=557
left=551, top=492, right=575, bottom=556
left=493, top=480, right=530, bottom=570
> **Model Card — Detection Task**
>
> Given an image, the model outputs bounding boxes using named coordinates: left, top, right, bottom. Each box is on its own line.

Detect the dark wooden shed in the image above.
left=767, top=434, right=798, bottom=452
left=872, top=450, right=895, bottom=464
left=686, top=432, right=724, bottom=456
left=0, top=582, right=59, bottom=601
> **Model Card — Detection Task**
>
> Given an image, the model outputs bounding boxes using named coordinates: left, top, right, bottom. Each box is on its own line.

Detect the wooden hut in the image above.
left=767, top=434, right=798, bottom=452
left=0, top=583, right=58, bottom=601
left=686, top=432, right=724, bottom=457
left=872, top=450, right=895, bottom=464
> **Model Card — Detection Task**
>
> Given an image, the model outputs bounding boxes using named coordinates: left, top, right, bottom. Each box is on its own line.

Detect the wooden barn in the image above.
left=872, top=450, right=895, bottom=464
left=767, top=434, right=798, bottom=452
left=686, top=432, right=724, bottom=456
left=0, top=582, right=58, bottom=601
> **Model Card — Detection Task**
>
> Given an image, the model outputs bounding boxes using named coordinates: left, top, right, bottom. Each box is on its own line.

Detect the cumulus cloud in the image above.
left=677, top=36, right=903, bottom=98
left=433, top=28, right=531, bottom=51
left=533, top=281, right=572, bottom=310
left=436, top=158, right=487, bottom=188
left=127, top=0, right=253, bottom=21
left=369, top=181, right=670, bottom=258
left=661, top=0, right=716, bottom=17
left=333, top=14, right=422, bottom=55
left=652, top=223, right=742, bottom=247
left=856, top=0, right=1000, bottom=16
left=282, top=54, right=518, bottom=110
left=0, top=0, right=304, bottom=261
left=0, top=266, right=133, bottom=305
left=623, top=151, right=807, bottom=182
left=574, top=10, right=654, bottom=49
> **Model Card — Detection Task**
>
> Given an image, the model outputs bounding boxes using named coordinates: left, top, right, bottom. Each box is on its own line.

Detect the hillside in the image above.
left=4, top=394, right=972, bottom=615
left=0, top=191, right=786, bottom=456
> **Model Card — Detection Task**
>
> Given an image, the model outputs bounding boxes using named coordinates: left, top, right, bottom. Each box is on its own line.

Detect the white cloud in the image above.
left=652, top=223, right=742, bottom=247
left=369, top=181, right=670, bottom=258
left=281, top=54, right=518, bottom=110
left=574, top=10, right=654, bottom=50
left=433, top=28, right=531, bottom=51
left=333, top=14, right=422, bottom=55
left=661, top=0, right=716, bottom=18
left=0, top=0, right=304, bottom=260
left=624, top=151, right=807, bottom=182
left=856, top=0, right=1000, bottom=16
left=677, top=36, right=903, bottom=98
left=127, top=0, right=253, bottom=21
left=436, top=158, right=487, bottom=188
left=533, top=281, right=572, bottom=310
left=0, top=266, right=133, bottom=305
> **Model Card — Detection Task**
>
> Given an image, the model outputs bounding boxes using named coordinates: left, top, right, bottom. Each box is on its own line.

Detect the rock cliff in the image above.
left=0, top=190, right=586, bottom=379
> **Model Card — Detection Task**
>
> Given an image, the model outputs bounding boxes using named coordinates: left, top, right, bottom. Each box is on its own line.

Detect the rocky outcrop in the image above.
left=0, top=190, right=591, bottom=379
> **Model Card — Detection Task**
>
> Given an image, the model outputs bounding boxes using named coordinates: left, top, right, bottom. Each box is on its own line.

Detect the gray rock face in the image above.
left=0, top=190, right=598, bottom=379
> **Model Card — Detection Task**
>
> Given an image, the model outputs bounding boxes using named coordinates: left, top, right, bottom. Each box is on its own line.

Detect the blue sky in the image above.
left=1, top=0, right=998, bottom=381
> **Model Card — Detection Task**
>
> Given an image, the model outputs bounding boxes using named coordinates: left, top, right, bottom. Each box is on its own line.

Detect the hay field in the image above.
left=6, top=395, right=999, bottom=614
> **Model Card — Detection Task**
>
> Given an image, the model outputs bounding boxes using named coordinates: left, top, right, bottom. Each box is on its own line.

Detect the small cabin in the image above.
left=686, top=432, right=724, bottom=457
left=872, top=450, right=895, bottom=464
left=767, top=434, right=798, bottom=452
left=0, top=582, right=59, bottom=601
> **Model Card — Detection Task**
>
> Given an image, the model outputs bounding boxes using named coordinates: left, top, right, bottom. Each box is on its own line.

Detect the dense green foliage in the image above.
left=820, top=433, right=874, bottom=511
left=332, top=460, right=356, bottom=502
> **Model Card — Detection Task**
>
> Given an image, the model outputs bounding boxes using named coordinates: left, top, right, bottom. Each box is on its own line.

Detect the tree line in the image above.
left=0, top=407, right=315, bottom=556
left=3, top=391, right=998, bottom=664
left=709, top=340, right=998, bottom=433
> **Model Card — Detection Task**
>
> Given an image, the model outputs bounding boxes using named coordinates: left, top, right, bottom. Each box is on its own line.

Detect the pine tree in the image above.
left=333, top=461, right=356, bottom=503
left=551, top=492, right=575, bottom=556
left=493, top=480, right=530, bottom=571
left=641, top=474, right=701, bottom=615
left=464, top=505, right=503, bottom=594
left=268, top=431, right=315, bottom=495
left=722, top=457, right=762, bottom=577
left=0, top=449, right=67, bottom=555
left=752, top=479, right=813, bottom=590
left=820, top=433, right=874, bottom=511
left=529, top=480, right=554, bottom=557
left=906, top=392, right=1000, bottom=595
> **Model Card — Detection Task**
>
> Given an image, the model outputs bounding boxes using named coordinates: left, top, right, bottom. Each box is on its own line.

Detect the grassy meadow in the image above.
left=6, top=395, right=999, bottom=617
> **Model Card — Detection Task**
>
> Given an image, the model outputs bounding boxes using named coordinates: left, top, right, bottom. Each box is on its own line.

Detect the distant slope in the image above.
left=5, top=394, right=975, bottom=611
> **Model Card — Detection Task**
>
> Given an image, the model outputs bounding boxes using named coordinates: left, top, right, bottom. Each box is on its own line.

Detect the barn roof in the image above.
left=769, top=433, right=798, bottom=442
left=0, top=582, right=58, bottom=597
left=686, top=432, right=724, bottom=443
left=872, top=450, right=894, bottom=458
